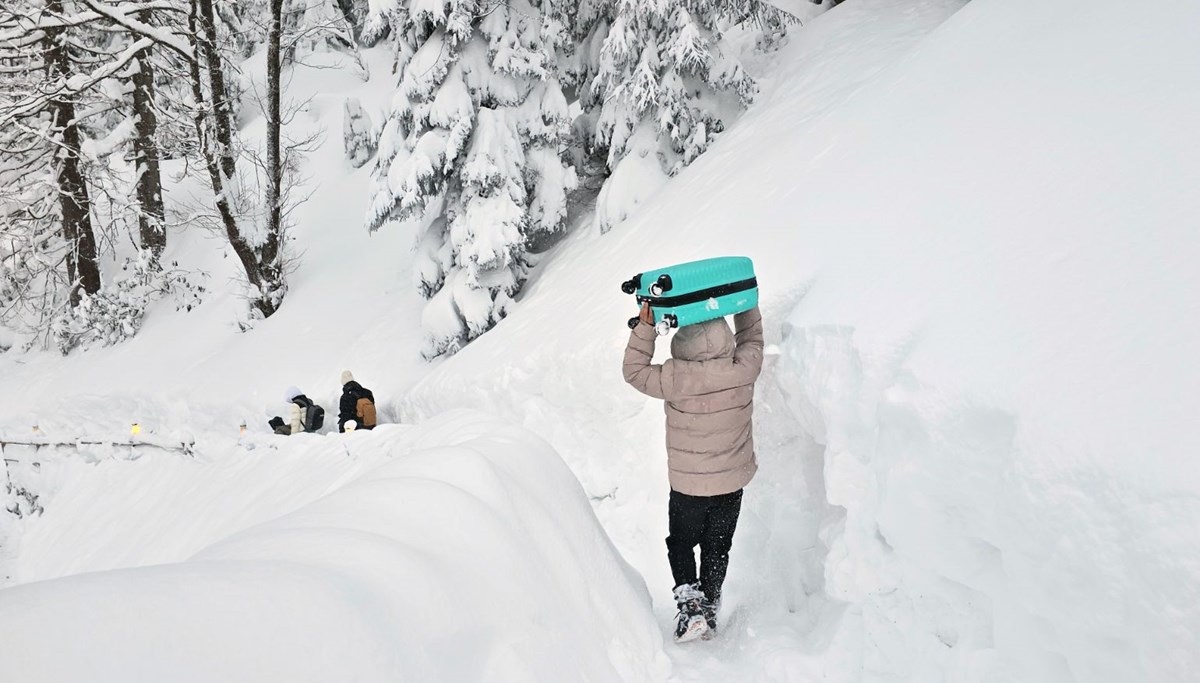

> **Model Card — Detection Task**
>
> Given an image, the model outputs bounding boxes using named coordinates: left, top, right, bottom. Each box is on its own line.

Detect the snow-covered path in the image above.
left=663, top=3, right=972, bottom=678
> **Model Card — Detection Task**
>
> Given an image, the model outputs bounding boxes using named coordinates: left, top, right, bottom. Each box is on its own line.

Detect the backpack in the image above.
left=355, top=396, right=377, bottom=428
left=293, top=396, right=325, bottom=432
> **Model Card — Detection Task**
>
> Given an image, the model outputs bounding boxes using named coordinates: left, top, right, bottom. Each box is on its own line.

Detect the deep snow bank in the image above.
left=766, top=0, right=1200, bottom=680
left=0, top=412, right=667, bottom=682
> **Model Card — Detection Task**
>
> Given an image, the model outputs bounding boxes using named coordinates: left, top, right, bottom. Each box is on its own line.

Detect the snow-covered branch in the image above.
left=75, top=0, right=195, bottom=61
left=0, top=37, right=153, bottom=125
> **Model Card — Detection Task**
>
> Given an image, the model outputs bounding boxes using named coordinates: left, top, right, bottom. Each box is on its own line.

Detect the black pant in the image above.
left=666, top=488, right=743, bottom=603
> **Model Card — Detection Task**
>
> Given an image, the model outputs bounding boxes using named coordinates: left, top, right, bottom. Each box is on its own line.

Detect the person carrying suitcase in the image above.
left=622, top=301, right=764, bottom=642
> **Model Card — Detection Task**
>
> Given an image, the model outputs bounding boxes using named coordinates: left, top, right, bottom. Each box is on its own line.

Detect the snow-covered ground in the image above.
left=0, top=412, right=668, bottom=681
left=4, top=0, right=1200, bottom=680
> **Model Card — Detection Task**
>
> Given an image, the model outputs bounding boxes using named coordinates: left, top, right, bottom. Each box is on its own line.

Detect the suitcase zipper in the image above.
left=636, top=277, right=757, bottom=308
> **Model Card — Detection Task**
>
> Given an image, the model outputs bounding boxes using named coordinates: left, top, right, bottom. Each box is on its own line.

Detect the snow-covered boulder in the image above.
left=595, top=124, right=669, bottom=233
left=343, top=97, right=376, bottom=168
left=0, top=412, right=667, bottom=682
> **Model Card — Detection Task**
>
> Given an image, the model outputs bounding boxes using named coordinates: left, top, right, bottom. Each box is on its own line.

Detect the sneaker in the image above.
left=672, top=583, right=709, bottom=643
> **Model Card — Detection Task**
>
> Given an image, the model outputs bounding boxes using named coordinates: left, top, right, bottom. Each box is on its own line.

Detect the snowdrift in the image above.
left=0, top=412, right=668, bottom=682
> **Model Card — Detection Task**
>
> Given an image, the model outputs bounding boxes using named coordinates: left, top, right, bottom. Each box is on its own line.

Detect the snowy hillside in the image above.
left=3, top=0, right=1200, bottom=681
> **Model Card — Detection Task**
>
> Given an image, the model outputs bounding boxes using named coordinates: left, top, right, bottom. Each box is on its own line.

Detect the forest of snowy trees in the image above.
left=0, top=0, right=814, bottom=358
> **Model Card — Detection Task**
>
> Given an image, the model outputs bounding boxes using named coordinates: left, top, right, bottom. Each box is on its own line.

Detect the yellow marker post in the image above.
left=130, top=423, right=141, bottom=436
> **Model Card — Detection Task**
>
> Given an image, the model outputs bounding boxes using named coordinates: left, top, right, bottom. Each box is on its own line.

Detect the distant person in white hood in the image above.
left=268, top=387, right=325, bottom=435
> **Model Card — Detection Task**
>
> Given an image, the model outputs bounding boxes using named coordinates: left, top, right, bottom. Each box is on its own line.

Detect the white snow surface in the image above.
left=0, top=412, right=668, bottom=682
left=2, top=0, right=1199, bottom=681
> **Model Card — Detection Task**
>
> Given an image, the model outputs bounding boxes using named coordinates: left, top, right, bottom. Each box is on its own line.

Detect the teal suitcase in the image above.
left=622, top=256, right=758, bottom=335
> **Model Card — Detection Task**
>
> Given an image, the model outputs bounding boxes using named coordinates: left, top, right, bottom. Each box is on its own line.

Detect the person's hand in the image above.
left=639, top=301, right=654, bottom=326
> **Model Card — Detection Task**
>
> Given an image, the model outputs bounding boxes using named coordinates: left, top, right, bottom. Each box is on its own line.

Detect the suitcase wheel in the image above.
left=649, top=274, right=673, bottom=297
left=654, top=314, right=678, bottom=336
left=621, top=274, right=642, bottom=295
left=627, top=316, right=640, bottom=330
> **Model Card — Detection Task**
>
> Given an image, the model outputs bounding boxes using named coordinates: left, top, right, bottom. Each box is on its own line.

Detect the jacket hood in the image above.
left=284, top=386, right=303, bottom=402
left=670, top=317, right=734, bottom=361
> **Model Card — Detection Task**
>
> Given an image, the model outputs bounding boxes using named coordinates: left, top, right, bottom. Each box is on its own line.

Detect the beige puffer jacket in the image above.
left=623, top=307, right=764, bottom=496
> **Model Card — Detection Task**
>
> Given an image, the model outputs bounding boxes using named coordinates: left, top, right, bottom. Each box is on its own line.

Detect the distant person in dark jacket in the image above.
left=338, top=371, right=377, bottom=432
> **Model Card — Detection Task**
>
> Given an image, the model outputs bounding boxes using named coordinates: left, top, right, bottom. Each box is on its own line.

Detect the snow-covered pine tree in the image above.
left=366, top=0, right=577, bottom=358
left=565, top=0, right=787, bottom=232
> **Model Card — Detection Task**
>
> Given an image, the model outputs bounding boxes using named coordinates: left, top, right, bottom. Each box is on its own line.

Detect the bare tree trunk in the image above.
left=45, top=0, right=100, bottom=305
left=262, top=0, right=284, bottom=285
left=194, top=0, right=236, bottom=185
left=131, top=12, right=165, bottom=258
left=189, top=0, right=284, bottom=318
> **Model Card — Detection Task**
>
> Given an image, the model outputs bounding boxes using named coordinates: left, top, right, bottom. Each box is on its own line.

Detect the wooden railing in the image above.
left=0, top=435, right=195, bottom=459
